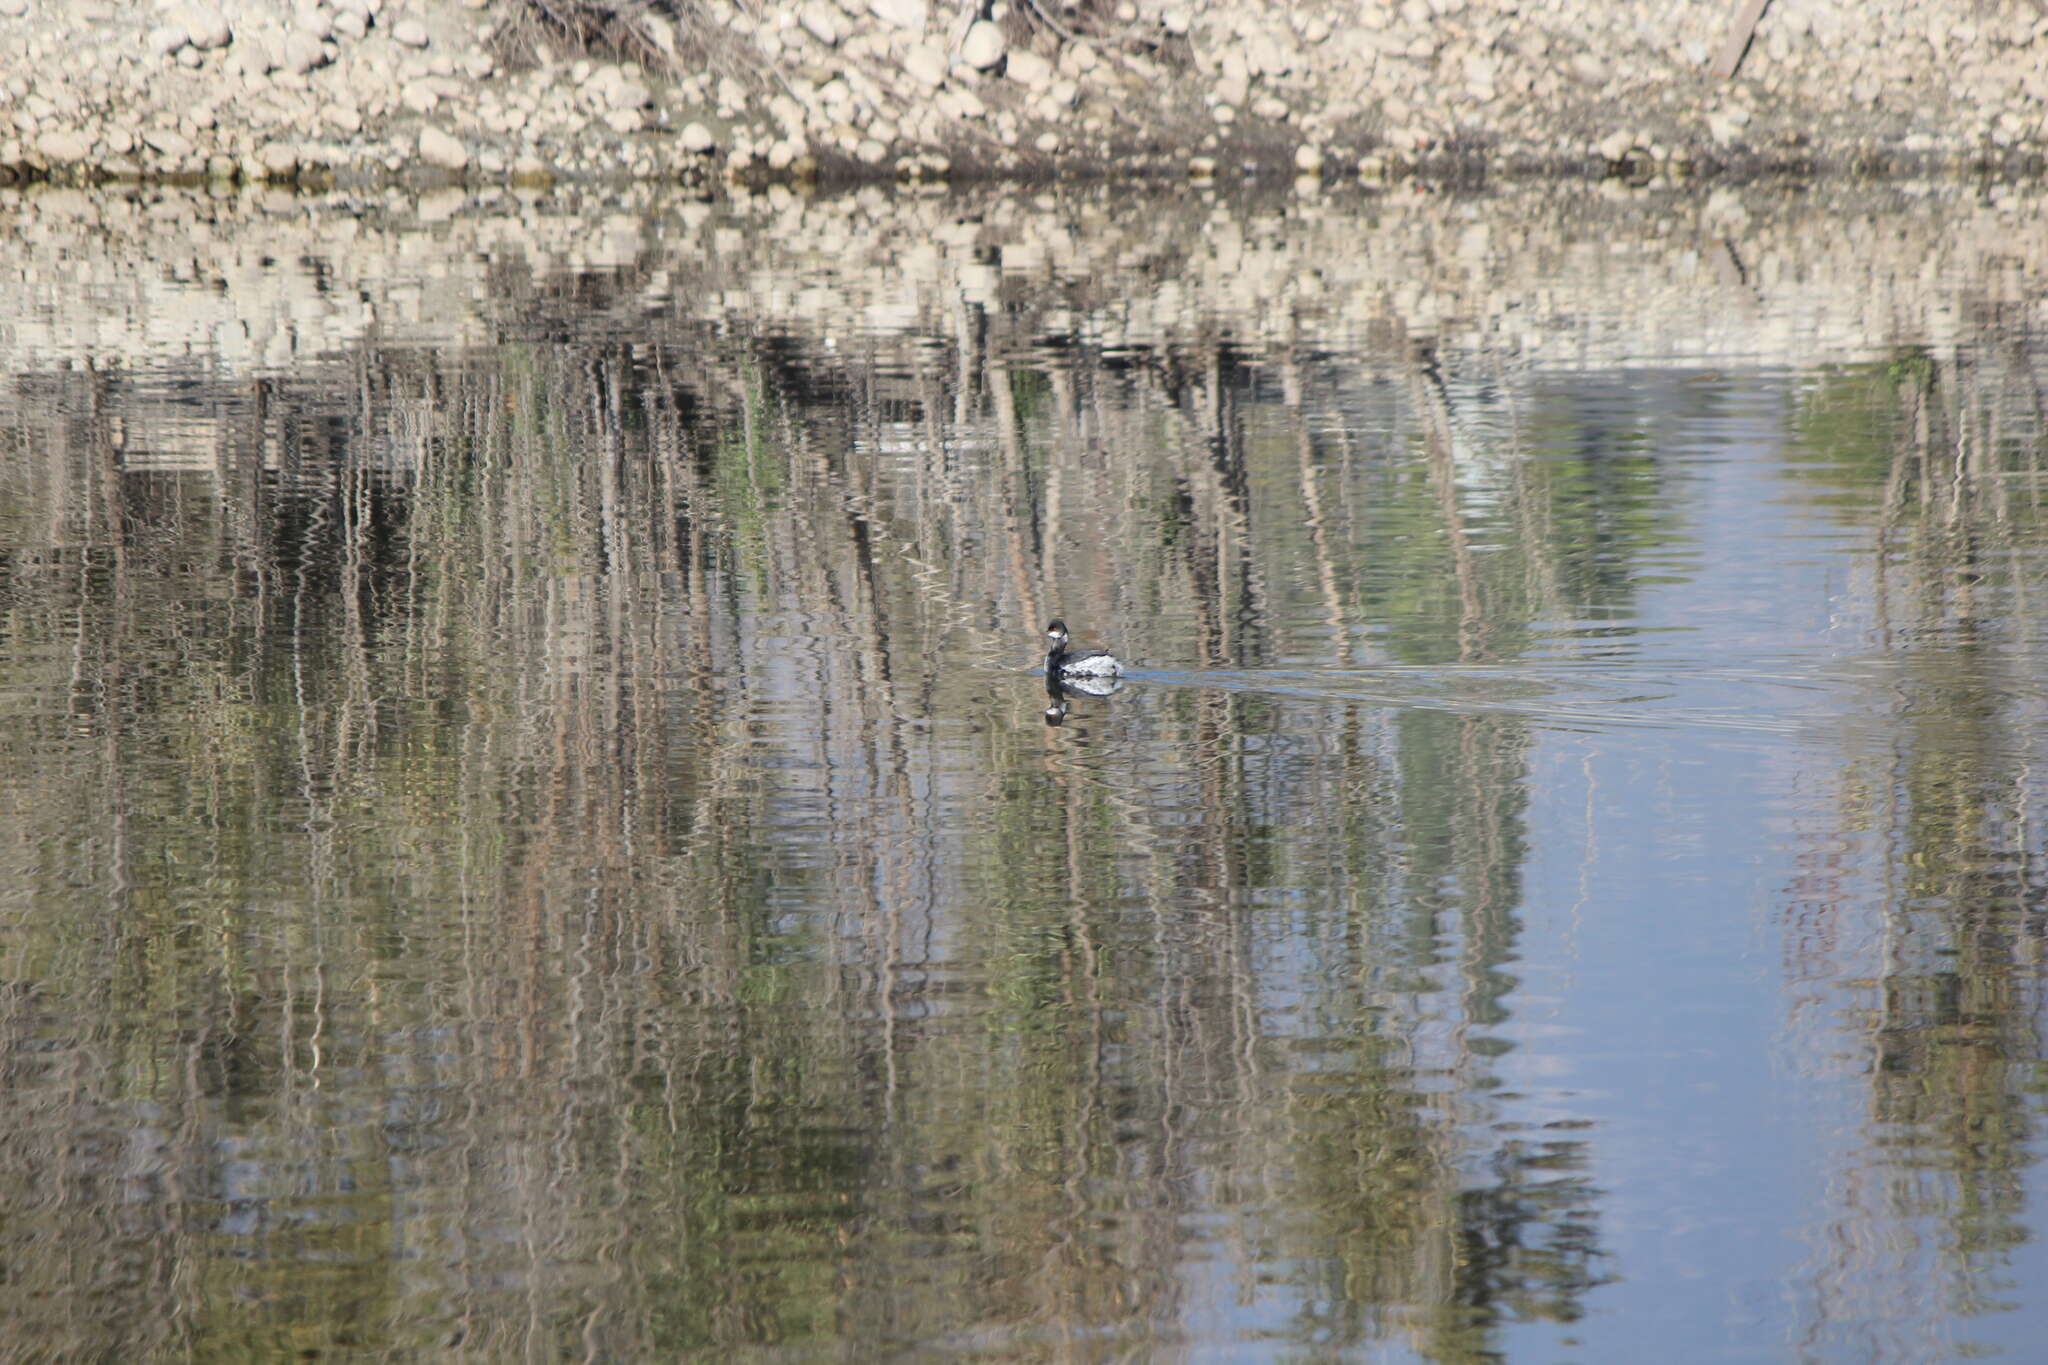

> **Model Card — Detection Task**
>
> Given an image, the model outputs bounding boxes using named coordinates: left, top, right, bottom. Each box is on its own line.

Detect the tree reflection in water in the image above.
left=0, top=184, right=2044, bottom=1362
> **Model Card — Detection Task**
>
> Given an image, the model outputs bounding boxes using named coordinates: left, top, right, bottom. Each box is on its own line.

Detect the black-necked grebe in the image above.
left=1045, top=619, right=1123, bottom=678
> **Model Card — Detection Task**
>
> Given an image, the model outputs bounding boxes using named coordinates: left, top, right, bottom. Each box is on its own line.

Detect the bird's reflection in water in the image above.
left=1044, top=671, right=1124, bottom=726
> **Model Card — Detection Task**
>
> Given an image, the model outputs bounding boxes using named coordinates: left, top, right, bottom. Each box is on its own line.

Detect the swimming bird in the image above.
left=1044, top=619, right=1123, bottom=678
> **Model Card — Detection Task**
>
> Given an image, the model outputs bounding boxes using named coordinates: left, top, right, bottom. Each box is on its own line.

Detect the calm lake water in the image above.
left=3, top=176, right=2048, bottom=1362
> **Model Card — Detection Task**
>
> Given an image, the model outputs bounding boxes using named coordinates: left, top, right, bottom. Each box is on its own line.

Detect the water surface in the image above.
left=2, top=178, right=2047, bottom=1362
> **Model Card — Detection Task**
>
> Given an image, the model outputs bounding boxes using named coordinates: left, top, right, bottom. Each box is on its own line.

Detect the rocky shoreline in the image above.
left=4, top=0, right=2048, bottom=187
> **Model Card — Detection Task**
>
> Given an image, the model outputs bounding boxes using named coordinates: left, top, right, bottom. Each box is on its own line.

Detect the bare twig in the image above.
left=1711, top=0, right=1772, bottom=79
left=1020, top=0, right=1078, bottom=45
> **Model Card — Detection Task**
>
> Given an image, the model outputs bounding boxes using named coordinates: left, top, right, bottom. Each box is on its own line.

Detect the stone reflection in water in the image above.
left=0, top=180, right=2045, bottom=1360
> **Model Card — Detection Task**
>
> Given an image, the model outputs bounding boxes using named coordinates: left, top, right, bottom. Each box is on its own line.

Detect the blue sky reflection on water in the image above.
left=1125, top=369, right=2048, bottom=1362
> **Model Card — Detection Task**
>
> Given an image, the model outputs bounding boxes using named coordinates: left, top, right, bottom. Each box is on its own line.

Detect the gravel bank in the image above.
left=4, top=0, right=2048, bottom=185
